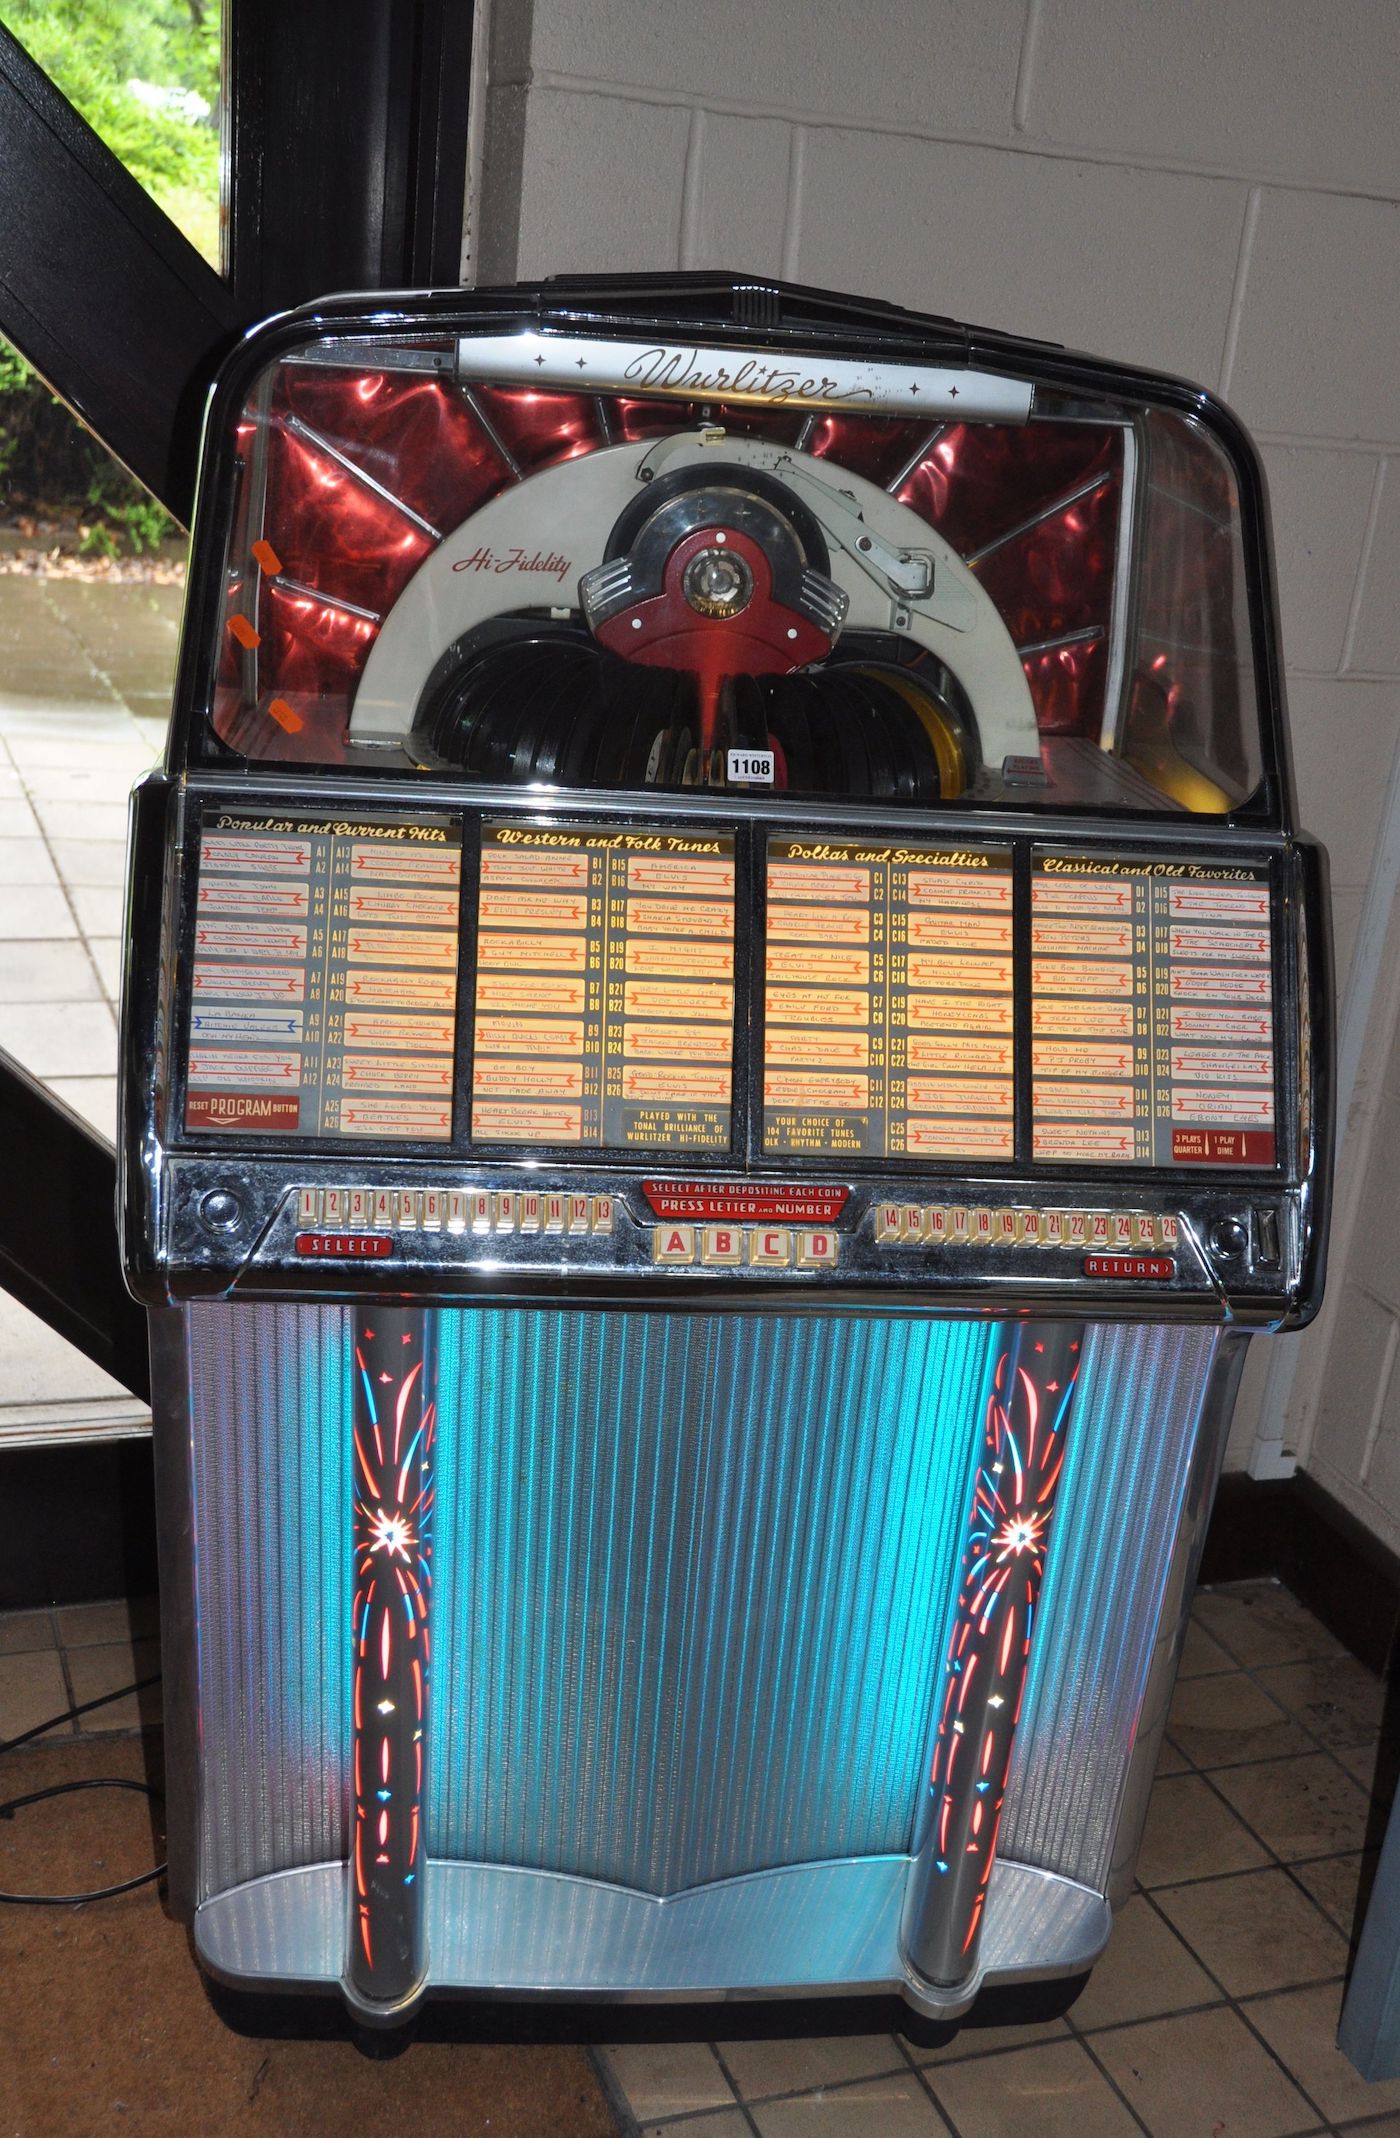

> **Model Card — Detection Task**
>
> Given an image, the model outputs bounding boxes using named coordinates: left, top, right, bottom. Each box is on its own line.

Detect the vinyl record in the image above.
left=859, top=657, right=970, bottom=799
left=818, top=667, right=900, bottom=801
left=449, top=644, right=531, bottom=777
left=556, top=668, right=616, bottom=787
left=866, top=673, right=928, bottom=802
left=600, top=654, right=691, bottom=788
left=762, top=672, right=818, bottom=794
left=844, top=666, right=936, bottom=802
left=815, top=669, right=876, bottom=800
left=458, top=641, right=561, bottom=780
left=798, top=670, right=856, bottom=797
left=417, top=618, right=974, bottom=804
left=421, top=629, right=690, bottom=791
left=523, top=645, right=600, bottom=782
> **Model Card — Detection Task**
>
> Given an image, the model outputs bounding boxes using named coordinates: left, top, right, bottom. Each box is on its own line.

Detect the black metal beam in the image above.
left=0, top=7, right=472, bottom=1403
left=0, top=24, right=243, bottom=523
left=0, top=1049, right=150, bottom=1402
left=225, top=0, right=474, bottom=318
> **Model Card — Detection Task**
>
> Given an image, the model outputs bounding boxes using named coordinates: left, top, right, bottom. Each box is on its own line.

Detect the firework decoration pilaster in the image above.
left=344, top=1304, right=435, bottom=2015
left=902, top=1320, right=1084, bottom=1988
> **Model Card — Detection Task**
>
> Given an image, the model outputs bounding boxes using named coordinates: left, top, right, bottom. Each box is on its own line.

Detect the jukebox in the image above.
left=118, top=275, right=1331, bottom=2028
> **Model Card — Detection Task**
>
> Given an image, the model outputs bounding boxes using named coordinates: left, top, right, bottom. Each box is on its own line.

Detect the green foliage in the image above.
left=79, top=484, right=175, bottom=557
left=0, top=0, right=219, bottom=210
left=0, top=0, right=217, bottom=537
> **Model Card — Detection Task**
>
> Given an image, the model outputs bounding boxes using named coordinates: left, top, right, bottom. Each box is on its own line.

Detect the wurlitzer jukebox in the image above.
left=119, top=276, right=1331, bottom=2029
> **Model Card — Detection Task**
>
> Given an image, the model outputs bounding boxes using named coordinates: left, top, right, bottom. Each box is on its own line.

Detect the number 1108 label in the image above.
left=726, top=749, right=775, bottom=785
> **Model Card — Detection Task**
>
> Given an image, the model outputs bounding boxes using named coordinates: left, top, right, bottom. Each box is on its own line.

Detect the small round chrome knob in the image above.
left=200, top=1189, right=242, bottom=1232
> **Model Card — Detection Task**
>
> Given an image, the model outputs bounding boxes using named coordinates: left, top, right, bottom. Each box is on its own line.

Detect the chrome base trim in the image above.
left=194, top=1855, right=1110, bottom=2018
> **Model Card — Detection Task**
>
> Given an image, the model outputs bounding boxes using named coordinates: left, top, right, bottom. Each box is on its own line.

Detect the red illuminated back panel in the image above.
left=202, top=321, right=1262, bottom=826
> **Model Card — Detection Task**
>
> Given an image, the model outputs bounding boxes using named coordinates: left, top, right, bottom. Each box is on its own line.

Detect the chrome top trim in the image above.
left=454, top=332, right=1035, bottom=423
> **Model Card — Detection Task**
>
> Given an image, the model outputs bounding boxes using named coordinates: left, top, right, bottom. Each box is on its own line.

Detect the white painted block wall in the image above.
left=473, top=0, right=1400, bottom=1535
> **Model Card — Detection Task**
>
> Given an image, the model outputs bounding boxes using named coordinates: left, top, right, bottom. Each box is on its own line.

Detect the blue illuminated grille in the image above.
left=183, top=1304, right=1215, bottom=1912
left=428, top=1310, right=993, bottom=1894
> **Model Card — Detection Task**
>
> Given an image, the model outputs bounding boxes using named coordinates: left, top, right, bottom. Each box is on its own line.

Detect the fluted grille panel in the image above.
left=426, top=1308, right=991, bottom=1893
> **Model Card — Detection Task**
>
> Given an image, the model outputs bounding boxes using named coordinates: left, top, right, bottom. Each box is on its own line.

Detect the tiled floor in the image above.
left=0, top=1579, right=1396, bottom=2132
left=0, top=1592, right=162, bottom=1745
left=596, top=1580, right=1398, bottom=2138
left=0, top=573, right=177, bottom=1441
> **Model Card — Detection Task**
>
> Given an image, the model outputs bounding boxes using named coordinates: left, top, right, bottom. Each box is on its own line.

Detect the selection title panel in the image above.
left=762, top=837, right=1015, bottom=1161
left=185, top=811, right=462, bottom=1139
left=471, top=820, right=736, bottom=1150
left=180, top=808, right=1282, bottom=1175
left=1031, top=851, right=1276, bottom=1168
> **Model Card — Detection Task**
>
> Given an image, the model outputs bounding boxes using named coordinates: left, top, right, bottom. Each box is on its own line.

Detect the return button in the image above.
left=1083, top=1254, right=1175, bottom=1281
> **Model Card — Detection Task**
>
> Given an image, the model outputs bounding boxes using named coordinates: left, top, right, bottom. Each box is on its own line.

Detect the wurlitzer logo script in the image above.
left=456, top=332, right=1035, bottom=422
left=622, top=345, right=863, bottom=405
left=451, top=546, right=572, bottom=581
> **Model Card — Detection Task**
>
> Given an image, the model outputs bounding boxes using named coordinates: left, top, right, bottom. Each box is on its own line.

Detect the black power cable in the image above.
left=0, top=1669, right=167, bottom=1906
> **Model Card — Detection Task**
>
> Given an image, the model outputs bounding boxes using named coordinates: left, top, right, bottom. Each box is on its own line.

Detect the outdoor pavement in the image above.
left=0, top=572, right=179, bottom=1443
